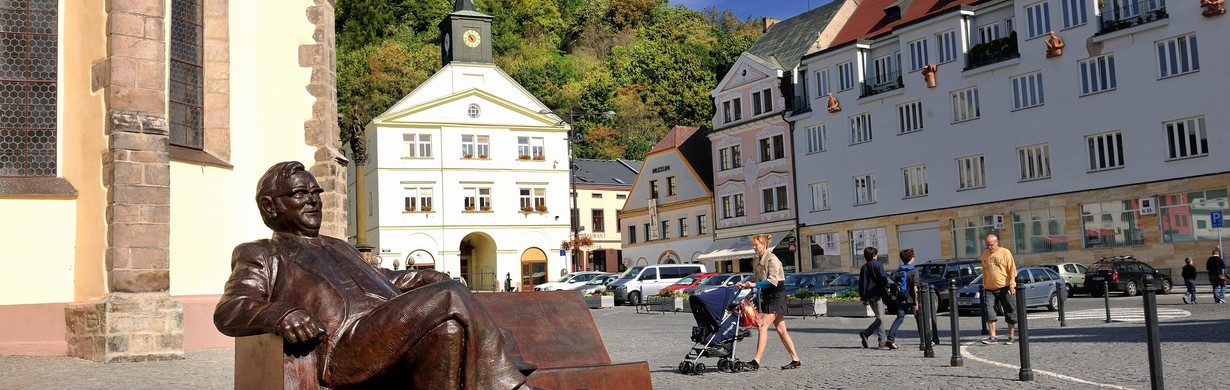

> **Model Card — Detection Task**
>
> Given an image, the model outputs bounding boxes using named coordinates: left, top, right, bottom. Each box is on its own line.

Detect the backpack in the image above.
left=894, top=265, right=914, bottom=302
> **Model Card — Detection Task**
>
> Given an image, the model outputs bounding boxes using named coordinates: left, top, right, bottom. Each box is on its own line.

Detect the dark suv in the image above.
left=913, top=259, right=983, bottom=312
left=1084, top=256, right=1173, bottom=296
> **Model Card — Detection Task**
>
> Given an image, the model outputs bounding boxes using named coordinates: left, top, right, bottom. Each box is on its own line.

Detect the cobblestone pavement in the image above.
left=1, top=289, right=1225, bottom=389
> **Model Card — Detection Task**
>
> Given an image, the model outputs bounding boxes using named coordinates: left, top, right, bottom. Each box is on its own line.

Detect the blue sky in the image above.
left=669, top=0, right=834, bottom=21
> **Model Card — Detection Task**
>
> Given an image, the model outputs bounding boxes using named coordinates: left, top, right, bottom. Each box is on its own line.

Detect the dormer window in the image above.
left=884, top=6, right=901, bottom=21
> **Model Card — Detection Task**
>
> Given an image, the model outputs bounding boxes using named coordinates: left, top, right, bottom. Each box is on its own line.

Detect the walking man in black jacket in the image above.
left=858, top=247, right=888, bottom=348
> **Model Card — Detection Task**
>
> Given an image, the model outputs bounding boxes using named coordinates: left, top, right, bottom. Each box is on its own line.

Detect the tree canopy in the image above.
left=337, top=0, right=762, bottom=160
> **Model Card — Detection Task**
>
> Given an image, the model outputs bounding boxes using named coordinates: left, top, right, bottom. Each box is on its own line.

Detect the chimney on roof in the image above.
left=763, top=17, right=780, bottom=33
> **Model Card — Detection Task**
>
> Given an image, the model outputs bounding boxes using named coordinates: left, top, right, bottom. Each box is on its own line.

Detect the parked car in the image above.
left=914, top=258, right=983, bottom=312
left=610, top=263, right=707, bottom=305
left=533, top=271, right=607, bottom=291
left=813, top=273, right=861, bottom=297
left=955, top=266, right=1063, bottom=315
left=659, top=272, right=718, bottom=295
left=1040, top=262, right=1089, bottom=297
left=784, top=271, right=847, bottom=296
left=1084, top=256, right=1173, bottom=296
left=683, top=273, right=752, bottom=296
left=574, top=274, right=620, bottom=294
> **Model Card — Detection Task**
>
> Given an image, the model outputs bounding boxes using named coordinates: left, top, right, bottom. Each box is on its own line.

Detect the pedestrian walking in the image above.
left=1207, top=248, right=1226, bottom=303
left=857, top=246, right=888, bottom=349
left=736, top=233, right=802, bottom=370
left=885, top=248, right=935, bottom=350
left=980, top=234, right=1017, bottom=345
left=1182, top=257, right=1198, bottom=304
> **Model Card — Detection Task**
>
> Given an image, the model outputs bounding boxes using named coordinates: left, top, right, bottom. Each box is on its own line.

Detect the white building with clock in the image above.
left=347, top=0, right=572, bottom=291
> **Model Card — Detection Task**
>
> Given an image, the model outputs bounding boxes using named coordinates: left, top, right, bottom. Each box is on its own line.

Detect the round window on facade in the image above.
left=467, top=103, right=481, bottom=118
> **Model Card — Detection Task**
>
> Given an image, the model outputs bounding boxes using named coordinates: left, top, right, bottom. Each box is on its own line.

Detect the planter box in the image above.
left=785, top=298, right=826, bottom=317
left=584, top=295, right=614, bottom=309
left=826, top=300, right=874, bottom=318
left=647, top=297, right=684, bottom=312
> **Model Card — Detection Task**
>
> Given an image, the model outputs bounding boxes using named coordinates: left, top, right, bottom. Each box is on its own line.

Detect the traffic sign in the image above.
left=788, top=243, right=797, bottom=253
left=1213, top=211, right=1224, bottom=228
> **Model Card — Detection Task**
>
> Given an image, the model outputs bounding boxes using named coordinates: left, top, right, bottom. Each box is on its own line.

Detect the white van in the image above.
left=609, top=264, right=707, bottom=305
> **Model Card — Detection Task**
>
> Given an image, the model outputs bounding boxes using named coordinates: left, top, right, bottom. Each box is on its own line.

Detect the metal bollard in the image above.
left=949, top=278, right=963, bottom=367
left=1015, top=276, right=1033, bottom=381
left=1058, top=280, right=1067, bottom=327
left=921, top=284, right=934, bottom=357
left=979, top=285, right=989, bottom=335
left=1104, top=281, right=1112, bottom=323
left=1142, top=275, right=1164, bottom=390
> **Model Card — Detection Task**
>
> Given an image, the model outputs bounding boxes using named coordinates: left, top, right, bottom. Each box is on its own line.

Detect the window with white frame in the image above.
left=403, top=187, right=433, bottom=211
left=1165, top=116, right=1208, bottom=160
left=951, top=87, right=981, bottom=122
left=679, top=217, right=688, bottom=237
left=752, top=90, right=765, bottom=115
left=1006, top=17, right=1015, bottom=34
left=722, top=97, right=743, bottom=123
left=403, top=134, right=432, bottom=158
left=1087, top=131, right=1125, bottom=171
left=751, top=88, right=773, bottom=115
left=1018, top=143, right=1051, bottom=181
left=460, top=134, right=490, bottom=158
left=1011, top=72, right=1045, bottom=110
left=897, top=101, right=923, bottom=134
left=517, top=136, right=545, bottom=159
left=853, top=174, right=876, bottom=205
left=593, top=209, right=606, bottom=232
left=810, top=181, right=831, bottom=211
left=908, top=38, right=929, bottom=71
left=759, top=134, right=785, bottom=162
left=1079, top=55, right=1117, bottom=95
left=1157, top=34, right=1199, bottom=79
left=815, top=68, right=831, bottom=97
left=762, top=185, right=789, bottom=212
left=519, top=187, right=546, bottom=211
left=850, top=227, right=888, bottom=266
left=720, top=193, right=745, bottom=219
left=660, top=220, right=670, bottom=239
left=1061, top=0, right=1087, bottom=28
left=667, top=176, right=677, bottom=196
left=838, top=61, right=855, bottom=91
left=978, top=23, right=1001, bottom=44
left=956, top=155, right=987, bottom=190
left=697, top=214, right=709, bottom=234
left=462, top=187, right=492, bottom=210
left=903, top=165, right=928, bottom=197
left=850, top=113, right=872, bottom=144
left=937, top=30, right=958, bottom=63
left=1025, top=2, right=1051, bottom=39
left=718, top=145, right=742, bottom=170
left=805, top=124, right=826, bottom=153
left=871, top=54, right=897, bottom=86
left=649, top=180, right=659, bottom=199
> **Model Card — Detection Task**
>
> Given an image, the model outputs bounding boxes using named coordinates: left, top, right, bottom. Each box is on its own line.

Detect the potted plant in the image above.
left=533, top=155, right=546, bottom=161
left=463, top=153, right=473, bottom=159
left=404, top=206, right=416, bottom=212
left=464, top=206, right=475, bottom=212
left=786, top=288, right=827, bottom=317
left=535, top=204, right=548, bottom=212
left=520, top=206, right=534, bottom=212
left=518, top=154, right=532, bottom=160
left=648, top=290, right=687, bottom=312
left=420, top=205, right=432, bottom=212
left=478, top=154, right=488, bottom=159
left=825, top=290, right=873, bottom=317
left=583, top=290, right=614, bottom=309
left=480, top=205, right=491, bottom=211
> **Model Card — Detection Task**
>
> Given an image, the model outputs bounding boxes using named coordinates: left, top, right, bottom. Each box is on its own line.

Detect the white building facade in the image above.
left=620, top=126, right=716, bottom=269
left=793, top=0, right=1230, bottom=271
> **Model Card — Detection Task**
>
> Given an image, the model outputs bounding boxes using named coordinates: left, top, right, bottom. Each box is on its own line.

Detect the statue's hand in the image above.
left=276, top=309, right=325, bottom=344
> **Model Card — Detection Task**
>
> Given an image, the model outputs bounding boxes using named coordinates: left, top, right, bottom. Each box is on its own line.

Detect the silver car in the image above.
left=682, top=273, right=752, bottom=296
left=575, top=274, right=619, bottom=294
left=954, top=266, right=1063, bottom=315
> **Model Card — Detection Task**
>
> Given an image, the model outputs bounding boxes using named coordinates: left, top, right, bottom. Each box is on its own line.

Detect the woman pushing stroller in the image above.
left=736, top=233, right=802, bottom=370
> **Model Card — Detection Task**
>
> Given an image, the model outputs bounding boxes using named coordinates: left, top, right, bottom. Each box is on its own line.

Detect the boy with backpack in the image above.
left=885, top=248, right=938, bottom=350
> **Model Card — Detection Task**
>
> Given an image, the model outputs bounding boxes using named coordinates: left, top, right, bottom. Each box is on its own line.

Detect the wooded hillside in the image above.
left=337, top=0, right=762, bottom=160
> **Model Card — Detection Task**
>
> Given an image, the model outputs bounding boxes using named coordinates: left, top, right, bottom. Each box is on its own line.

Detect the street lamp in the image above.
left=538, top=109, right=615, bottom=273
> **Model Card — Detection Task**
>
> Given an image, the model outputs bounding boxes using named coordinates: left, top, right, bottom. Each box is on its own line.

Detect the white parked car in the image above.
left=533, top=272, right=608, bottom=291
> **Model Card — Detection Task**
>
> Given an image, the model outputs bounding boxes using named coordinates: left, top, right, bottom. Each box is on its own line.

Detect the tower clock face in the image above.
left=443, top=33, right=451, bottom=54
left=463, top=29, right=481, bottom=47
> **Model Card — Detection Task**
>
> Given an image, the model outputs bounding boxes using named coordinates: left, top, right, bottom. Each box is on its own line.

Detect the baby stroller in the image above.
left=677, top=286, right=754, bottom=375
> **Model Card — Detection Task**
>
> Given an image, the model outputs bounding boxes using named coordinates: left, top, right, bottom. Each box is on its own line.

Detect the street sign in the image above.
left=788, top=243, right=797, bottom=253
left=1213, top=211, right=1224, bottom=228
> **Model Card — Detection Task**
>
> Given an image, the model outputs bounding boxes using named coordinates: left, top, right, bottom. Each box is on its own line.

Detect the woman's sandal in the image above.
left=781, top=360, right=802, bottom=370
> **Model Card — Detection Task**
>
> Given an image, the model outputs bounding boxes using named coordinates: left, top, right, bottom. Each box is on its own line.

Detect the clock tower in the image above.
left=439, top=0, right=493, bottom=66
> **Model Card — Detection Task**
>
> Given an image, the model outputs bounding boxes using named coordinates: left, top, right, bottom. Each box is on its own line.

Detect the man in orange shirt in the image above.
left=980, top=234, right=1017, bottom=345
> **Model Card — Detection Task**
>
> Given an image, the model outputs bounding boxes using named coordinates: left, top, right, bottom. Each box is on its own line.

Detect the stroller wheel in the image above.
left=717, top=358, right=730, bottom=372
left=733, top=361, right=746, bottom=372
left=692, top=362, right=706, bottom=375
left=678, top=361, right=690, bottom=373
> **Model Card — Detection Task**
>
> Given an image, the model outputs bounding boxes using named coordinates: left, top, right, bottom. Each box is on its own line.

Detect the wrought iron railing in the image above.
left=1098, top=0, right=1168, bottom=34
left=859, top=69, right=904, bottom=98
left=964, top=33, right=1020, bottom=70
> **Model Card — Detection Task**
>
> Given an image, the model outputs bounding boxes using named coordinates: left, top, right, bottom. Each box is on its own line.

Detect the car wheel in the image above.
left=931, top=291, right=947, bottom=313
left=1124, top=281, right=1138, bottom=297
left=1046, top=293, right=1058, bottom=311
left=628, top=291, right=641, bottom=306
left=1159, top=278, right=1172, bottom=294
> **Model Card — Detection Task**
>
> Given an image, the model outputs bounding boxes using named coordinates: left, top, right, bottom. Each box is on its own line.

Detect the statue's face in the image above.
left=270, top=171, right=324, bottom=236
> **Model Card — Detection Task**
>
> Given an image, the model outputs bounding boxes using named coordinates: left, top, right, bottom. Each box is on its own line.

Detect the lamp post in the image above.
left=537, top=109, right=615, bottom=272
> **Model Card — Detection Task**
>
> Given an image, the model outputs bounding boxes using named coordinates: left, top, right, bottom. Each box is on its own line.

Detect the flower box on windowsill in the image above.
left=535, top=205, right=549, bottom=212
left=532, top=155, right=546, bottom=161
left=518, top=154, right=532, bottom=160
left=463, top=154, right=474, bottom=159
left=480, top=206, right=492, bottom=212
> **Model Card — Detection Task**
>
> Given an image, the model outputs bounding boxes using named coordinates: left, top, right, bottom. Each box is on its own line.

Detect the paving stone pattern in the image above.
left=1, top=289, right=1225, bottom=389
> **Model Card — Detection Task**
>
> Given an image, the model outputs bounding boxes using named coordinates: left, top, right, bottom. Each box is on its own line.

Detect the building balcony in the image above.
left=964, top=32, right=1020, bottom=71
left=1097, top=0, right=1168, bottom=35
left=791, top=98, right=811, bottom=115
left=859, top=70, right=903, bottom=98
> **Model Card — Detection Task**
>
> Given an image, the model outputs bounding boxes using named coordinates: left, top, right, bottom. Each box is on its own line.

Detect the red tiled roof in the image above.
left=829, top=0, right=979, bottom=46
left=647, top=125, right=701, bottom=155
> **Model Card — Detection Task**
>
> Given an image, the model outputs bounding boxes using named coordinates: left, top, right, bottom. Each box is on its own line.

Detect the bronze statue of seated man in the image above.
left=214, top=161, right=534, bottom=389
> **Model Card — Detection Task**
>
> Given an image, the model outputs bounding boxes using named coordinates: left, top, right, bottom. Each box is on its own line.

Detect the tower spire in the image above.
left=455, top=0, right=476, bottom=12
